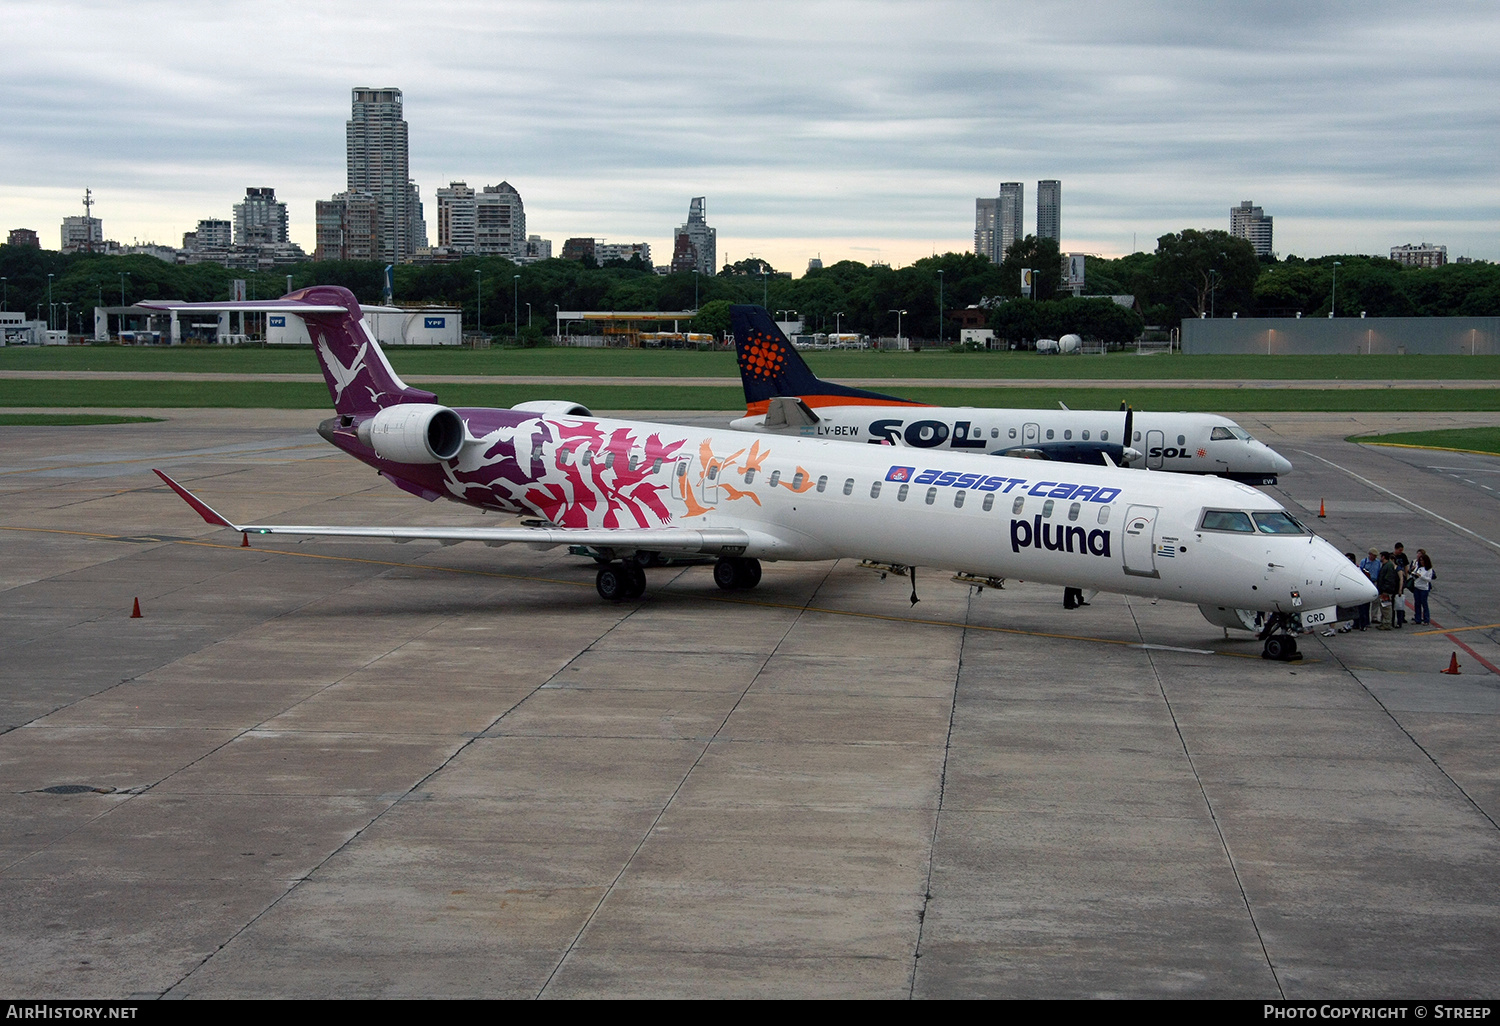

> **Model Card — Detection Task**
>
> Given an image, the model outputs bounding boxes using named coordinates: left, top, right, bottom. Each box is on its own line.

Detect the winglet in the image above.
left=153, top=469, right=240, bottom=530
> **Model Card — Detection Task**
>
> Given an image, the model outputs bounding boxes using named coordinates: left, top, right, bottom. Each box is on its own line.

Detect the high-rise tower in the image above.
left=1230, top=200, right=1273, bottom=257
left=1037, top=180, right=1061, bottom=243
left=974, top=198, right=997, bottom=261
left=346, top=87, right=421, bottom=264
left=670, top=197, right=716, bottom=275
left=999, top=182, right=1024, bottom=258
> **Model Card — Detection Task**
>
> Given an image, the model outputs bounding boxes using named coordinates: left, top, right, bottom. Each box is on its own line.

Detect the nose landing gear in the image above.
left=1258, top=612, right=1303, bottom=661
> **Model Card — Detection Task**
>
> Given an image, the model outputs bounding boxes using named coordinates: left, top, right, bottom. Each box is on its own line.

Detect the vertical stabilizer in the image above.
left=729, top=305, right=922, bottom=415
left=298, top=285, right=438, bottom=416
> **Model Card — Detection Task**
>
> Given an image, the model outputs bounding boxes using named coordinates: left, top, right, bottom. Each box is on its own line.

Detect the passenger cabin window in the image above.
left=954, top=490, right=966, bottom=509
left=652, top=458, right=663, bottom=473
left=1082, top=430, right=1090, bottom=441
left=791, top=471, right=804, bottom=490
left=768, top=470, right=781, bottom=486
left=676, top=461, right=687, bottom=478
left=983, top=493, right=995, bottom=512
left=581, top=449, right=593, bottom=466
left=1100, top=430, right=1109, bottom=441
left=843, top=478, right=854, bottom=496
left=1134, top=430, right=1141, bottom=442
left=816, top=475, right=828, bottom=492
left=1098, top=506, right=1110, bottom=525
left=1064, top=430, right=1072, bottom=440
left=898, top=484, right=910, bottom=502
left=991, top=428, right=1000, bottom=438
left=1008, top=428, right=1017, bottom=439
left=559, top=449, right=573, bottom=465
left=1046, top=429, right=1055, bottom=440
left=1068, top=502, right=1080, bottom=521
left=627, top=454, right=638, bottom=470
left=1210, top=427, right=1236, bottom=441
left=1200, top=510, right=1255, bottom=533
left=1252, top=512, right=1307, bottom=535
left=1042, top=499, right=1055, bottom=518
left=870, top=481, right=882, bottom=498
left=1012, top=496, right=1025, bottom=514
left=1177, top=435, right=1186, bottom=445
left=532, top=443, right=543, bottom=459
left=744, top=469, right=756, bottom=484
left=925, top=487, right=937, bottom=505
left=707, top=464, right=718, bottom=480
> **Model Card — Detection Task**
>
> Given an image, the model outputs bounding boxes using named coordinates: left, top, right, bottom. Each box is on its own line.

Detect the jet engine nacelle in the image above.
left=1198, top=604, right=1264, bottom=632
left=511, top=400, right=593, bottom=418
left=357, top=403, right=465, bottom=464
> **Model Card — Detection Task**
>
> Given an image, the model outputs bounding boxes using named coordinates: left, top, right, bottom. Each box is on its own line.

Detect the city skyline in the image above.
left=4, top=1, right=1498, bottom=272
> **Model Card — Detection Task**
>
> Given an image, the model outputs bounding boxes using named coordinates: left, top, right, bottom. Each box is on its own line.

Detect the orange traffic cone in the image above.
left=241, top=532, right=250, bottom=547
left=130, top=597, right=142, bottom=618
left=1318, top=498, right=1326, bottom=518
left=1442, top=652, right=1461, bottom=675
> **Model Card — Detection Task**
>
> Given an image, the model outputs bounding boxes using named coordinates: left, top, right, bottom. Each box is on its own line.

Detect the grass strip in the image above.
left=1349, top=427, right=1500, bottom=456
left=5, top=346, right=1500, bottom=381
left=0, top=413, right=164, bottom=426
left=5, top=379, right=1500, bottom=413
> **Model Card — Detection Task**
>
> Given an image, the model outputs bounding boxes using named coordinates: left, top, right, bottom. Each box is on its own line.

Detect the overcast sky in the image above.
left=6, top=0, right=1497, bottom=271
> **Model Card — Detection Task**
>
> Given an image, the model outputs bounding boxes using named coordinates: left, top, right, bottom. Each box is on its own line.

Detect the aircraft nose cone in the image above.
left=1267, top=447, right=1293, bottom=475
left=1336, top=564, right=1378, bottom=605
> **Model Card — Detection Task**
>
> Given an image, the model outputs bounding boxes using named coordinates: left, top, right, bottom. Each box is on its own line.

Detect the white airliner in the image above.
left=143, top=288, right=1371, bottom=660
left=728, top=306, right=1293, bottom=485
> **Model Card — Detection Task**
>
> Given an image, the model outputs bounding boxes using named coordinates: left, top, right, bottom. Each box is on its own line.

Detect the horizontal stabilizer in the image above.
left=763, top=396, right=821, bottom=428
left=135, top=300, right=348, bottom=314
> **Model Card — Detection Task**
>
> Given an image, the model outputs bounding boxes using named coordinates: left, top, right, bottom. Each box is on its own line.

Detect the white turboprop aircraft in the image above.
left=727, top=306, right=1293, bottom=485
left=144, top=288, right=1372, bottom=660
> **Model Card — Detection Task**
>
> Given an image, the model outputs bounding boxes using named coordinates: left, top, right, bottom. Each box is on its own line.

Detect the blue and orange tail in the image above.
left=729, top=305, right=924, bottom=415
left=295, top=286, right=437, bottom=417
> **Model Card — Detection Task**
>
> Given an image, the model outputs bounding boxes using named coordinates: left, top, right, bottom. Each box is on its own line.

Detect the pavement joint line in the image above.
left=1366, top=442, right=1500, bottom=458
left=1412, top=622, right=1500, bottom=636
left=908, top=587, right=971, bottom=999
left=1294, top=447, right=1500, bottom=555
left=1129, top=597, right=1285, bottom=999
left=535, top=562, right=839, bottom=998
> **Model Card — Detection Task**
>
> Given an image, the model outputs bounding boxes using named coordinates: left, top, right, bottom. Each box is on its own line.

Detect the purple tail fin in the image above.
left=297, top=285, right=437, bottom=416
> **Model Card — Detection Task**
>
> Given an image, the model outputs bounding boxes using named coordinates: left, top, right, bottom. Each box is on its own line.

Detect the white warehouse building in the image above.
left=268, top=306, right=463, bottom=346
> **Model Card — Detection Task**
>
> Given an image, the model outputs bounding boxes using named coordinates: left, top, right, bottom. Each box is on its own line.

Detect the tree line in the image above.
left=4, top=229, right=1496, bottom=345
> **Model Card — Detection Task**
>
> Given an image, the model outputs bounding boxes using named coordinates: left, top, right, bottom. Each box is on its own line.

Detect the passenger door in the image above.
left=1123, top=504, right=1160, bottom=578
left=1146, top=429, right=1165, bottom=470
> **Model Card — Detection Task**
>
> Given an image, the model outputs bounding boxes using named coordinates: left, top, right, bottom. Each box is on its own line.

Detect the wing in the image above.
left=153, top=470, right=751, bottom=556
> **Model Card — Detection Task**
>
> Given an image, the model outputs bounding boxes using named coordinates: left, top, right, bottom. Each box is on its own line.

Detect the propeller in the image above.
left=1117, top=402, right=1138, bottom=468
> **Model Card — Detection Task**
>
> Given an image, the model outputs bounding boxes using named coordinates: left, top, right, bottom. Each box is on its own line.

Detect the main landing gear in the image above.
left=595, top=562, right=647, bottom=602
left=1258, top=612, right=1303, bottom=661
left=713, top=556, right=762, bottom=591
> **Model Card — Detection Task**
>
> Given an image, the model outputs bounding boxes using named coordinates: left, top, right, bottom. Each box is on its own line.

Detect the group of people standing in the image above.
left=1339, top=543, right=1436, bottom=632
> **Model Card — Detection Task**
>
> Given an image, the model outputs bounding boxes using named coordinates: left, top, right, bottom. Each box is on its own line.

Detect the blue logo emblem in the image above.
left=269, top=316, right=286, bottom=327
left=424, top=316, right=445, bottom=329
left=886, top=466, right=914, bottom=482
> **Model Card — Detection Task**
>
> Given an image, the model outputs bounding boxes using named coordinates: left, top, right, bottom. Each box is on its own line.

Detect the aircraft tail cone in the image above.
left=1442, top=652, right=1461, bottom=675
left=1318, top=498, right=1326, bottom=518
left=130, top=597, right=142, bottom=619
left=241, top=532, right=250, bottom=547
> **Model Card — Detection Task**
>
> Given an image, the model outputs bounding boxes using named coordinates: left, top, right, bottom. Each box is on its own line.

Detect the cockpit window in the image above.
left=1253, top=511, right=1307, bottom=534
left=1210, top=427, right=1236, bottom=441
left=1200, top=509, right=1254, bottom=533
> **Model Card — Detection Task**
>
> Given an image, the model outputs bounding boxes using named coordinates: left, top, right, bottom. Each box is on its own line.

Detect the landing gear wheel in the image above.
left=623, top=564, right=647, bottom=599
left=596, top=564, right=630, bottom=601
left=713, top=557, right=762, bottom=591
left=1262, top=635, right=1300, bottom=661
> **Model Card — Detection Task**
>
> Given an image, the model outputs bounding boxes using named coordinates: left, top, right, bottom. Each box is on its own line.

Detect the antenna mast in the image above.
left=82, top=189, right=94, bottom=253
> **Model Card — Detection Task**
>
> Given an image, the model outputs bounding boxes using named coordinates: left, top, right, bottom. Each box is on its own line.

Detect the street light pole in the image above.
left=693, top=269, right=699, bottom=311
left=119, top=272, right=129, bottom=307
left=1331, top=261, right=1342, bottom=318
left=1, top=277, right=7, bottom=312
left=834, top=311, right=843, bottom=337
left=526, top=302, right=532, bottom=329
left=888, top=308, right=907, bottom=339
left=47, top=273, right=54, bottom=330
left=936, top=269, right=944, bottom=344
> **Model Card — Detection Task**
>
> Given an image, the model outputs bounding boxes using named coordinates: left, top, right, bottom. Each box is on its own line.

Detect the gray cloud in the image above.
left=4, top=0, right=1496, bottom=265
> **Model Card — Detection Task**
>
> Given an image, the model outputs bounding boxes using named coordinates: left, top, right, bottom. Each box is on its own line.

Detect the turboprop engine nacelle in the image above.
left=357, top=403, right=465, bottom=464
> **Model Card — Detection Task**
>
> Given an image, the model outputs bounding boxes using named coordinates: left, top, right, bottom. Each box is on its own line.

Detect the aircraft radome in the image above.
left=727, top=305, right=1293, bottom=485
left=143, top=287, right=1372, bottom=661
